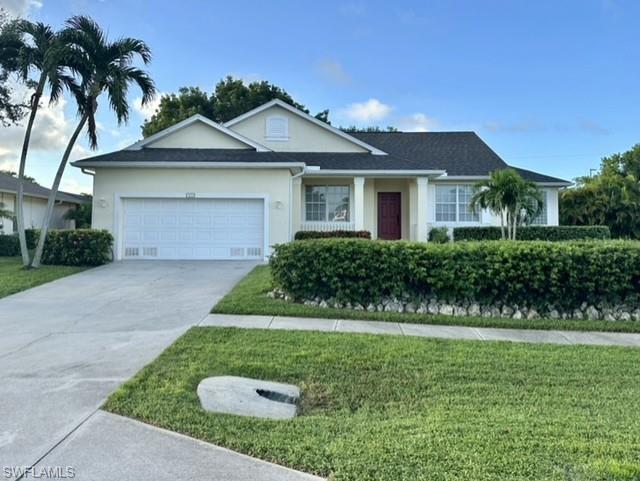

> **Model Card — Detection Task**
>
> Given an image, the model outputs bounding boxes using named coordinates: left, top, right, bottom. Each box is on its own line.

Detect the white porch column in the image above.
left=353, top=177, right=365, bottom=231
left=416, top=177, right=428, bottom=241
left=290, top=177, right=303, bottom=240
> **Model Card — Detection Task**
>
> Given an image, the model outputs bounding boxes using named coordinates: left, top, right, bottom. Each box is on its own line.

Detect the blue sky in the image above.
left=3, top=0, right=639, bottom=193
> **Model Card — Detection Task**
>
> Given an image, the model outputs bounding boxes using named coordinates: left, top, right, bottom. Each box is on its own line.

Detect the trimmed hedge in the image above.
left=42, top=229, right=113, bottom=266
left=294, top=230, right=371, bottom=240
left=0, top=235, right=20, bottom=256
left=270, top=239, right=640, bottom=311
left=428, top=227, right=450, bottom=244
left=453, top=225, right=611, bottom=241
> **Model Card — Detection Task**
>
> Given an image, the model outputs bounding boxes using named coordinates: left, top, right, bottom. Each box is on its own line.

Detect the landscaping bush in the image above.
left=294, top=230, right=371, bottom=240
left=270, top=239, right=640, bottom=311
left=25, top=228, right=39, bottom=249
left=0, top=235, right=20, bottom=256
left=428, top=227, right=450, bottom=244
left=453, top=225, right=611, bottom=241
left=42, top=229, right=113, bottom=266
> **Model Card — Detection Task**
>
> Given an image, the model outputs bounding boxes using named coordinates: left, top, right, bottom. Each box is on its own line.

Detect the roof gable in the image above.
left=127, top=114, right=270, bottom=151
left=224, top=99, right=387, bottom=155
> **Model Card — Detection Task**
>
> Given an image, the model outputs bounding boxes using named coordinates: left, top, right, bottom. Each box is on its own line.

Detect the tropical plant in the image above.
left=561, top=144, right=640, bottom=238
left=0, top=19, right=76, bottom=266
left=470, top=168, right=543, bottom=240
left=30, top=15, right=156, bottom=268
left=0, top=201, right=13, bottom=222
left=0, top=12, right=28, bottom=126
left=63, top=197, right=92, bottom=228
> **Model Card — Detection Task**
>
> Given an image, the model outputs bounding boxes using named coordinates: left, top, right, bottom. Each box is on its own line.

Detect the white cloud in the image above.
left=2, top=0, right=42, bottom=17
left=133, top=93, right=163, bottom=121
left=397, top=113, right=438, bottom=132
left=341, top=98, right=392, bottom=123
left=317, top=59, right=351, bottom=85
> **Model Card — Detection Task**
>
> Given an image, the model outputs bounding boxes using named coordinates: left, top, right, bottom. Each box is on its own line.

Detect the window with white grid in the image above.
left=435, top=185, right=480, bottom=223
left=528, top=191, right=547, bottom=225
left=305, top=185, right=350, bottom=222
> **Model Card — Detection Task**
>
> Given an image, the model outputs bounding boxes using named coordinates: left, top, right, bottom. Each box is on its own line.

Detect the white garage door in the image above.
left=122, top=197, right=264, bottom=260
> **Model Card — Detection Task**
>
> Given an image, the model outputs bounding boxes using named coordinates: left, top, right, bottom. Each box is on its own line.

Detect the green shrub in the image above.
left=270, top=239, right=640, bottom=311
left=453, top=225, right=611, bottom=241
left=428, top=227, right=450, bottom=244
left=294, top=230, right=371, bottom=240
left=0, top=235, right=20, bottom=256
left=25, top=228, right=39, bottom=249
left=42, top=229, right=113, bottom=266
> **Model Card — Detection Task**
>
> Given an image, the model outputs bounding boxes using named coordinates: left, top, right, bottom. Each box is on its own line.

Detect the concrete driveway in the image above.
left=0, top=261, right=322, bottom=481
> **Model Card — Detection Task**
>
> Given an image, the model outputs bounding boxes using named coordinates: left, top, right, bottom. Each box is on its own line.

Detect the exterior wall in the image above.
left=229, top=105, right=369, bottom=153
left=545, top=188, right=559, bottom=226
left=147, top=122, right=252, bottom=149
left=91, top=168, right=292, bottom=257
left=0, top=192, right=75, bottom=234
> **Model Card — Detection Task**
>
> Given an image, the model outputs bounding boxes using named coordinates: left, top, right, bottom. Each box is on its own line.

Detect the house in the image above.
left=72, top=99, right=570, bottom=261
left=0, top=172, right=89, bottom=234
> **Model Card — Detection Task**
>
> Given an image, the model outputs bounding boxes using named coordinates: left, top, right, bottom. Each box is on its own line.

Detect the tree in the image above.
left=470, top=168, right=543, bottom=240
left=340, top=126, right=398, bottom=133
left=142, top=76, right=329, bottom=137
left=0, top=19, right=76, bottom=266
left=561, top=144, right=640, bottom=238
left=64, top=197, right=91, bottom=228
left=0, top=11, right=28, bottom=126
left=31, top=16, right=156, bottom=267
left=0, top=169, right=37, bottom=184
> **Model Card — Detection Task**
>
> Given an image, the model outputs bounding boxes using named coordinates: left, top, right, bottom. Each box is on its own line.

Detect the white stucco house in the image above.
left=0, top=172, right=88, bottom=234
left=72, top=99, right=570, bottom=261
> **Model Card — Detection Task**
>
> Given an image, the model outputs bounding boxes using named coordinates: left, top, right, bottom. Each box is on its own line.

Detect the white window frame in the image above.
left=265, top=115, right=289, bottom=141
left=303, top=185, right=351, bottom=223
left=434, top=184, right=480, bottom=224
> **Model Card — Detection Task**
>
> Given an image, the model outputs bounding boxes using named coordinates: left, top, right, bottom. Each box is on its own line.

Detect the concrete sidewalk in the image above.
left=202, top=314, right=640, bottom=347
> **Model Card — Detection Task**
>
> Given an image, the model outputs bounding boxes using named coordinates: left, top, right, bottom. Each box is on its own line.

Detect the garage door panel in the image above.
left=123, top=197, right=264, bottom=260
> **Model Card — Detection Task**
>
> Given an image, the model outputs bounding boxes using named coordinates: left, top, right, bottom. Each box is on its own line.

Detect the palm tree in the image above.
left=0, top=20, right=74, bottom=266
left=30, top=16, right=156, bottom=267
left=0, top=202, right=13, bottom=226
left=470, top=168, right=543, bottom=240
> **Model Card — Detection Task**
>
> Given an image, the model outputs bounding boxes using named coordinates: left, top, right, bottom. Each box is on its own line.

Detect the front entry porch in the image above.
left=292, top=176, right=432, bottom=241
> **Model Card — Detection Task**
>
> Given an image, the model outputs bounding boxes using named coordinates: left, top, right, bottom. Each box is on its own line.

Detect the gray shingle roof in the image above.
left=72, top=132, right=570, bottom=184
left=0, top=172, right=88, bottom=204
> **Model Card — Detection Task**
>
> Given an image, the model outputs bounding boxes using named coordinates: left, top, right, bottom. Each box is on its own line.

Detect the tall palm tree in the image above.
left=0, top=20, right=73, bottom=266
left=31, top=16, right=156, bottom=267
left=470, top=168, right=543, bottom=240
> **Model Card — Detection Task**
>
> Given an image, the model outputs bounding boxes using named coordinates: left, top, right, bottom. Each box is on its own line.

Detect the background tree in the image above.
left=561, top=144, right=640, bottom=238
left=142, top=76, right=329, bottom=137
left=341, top=126, right=399, bottom=132
left=0, top=201, right=13, bottom=223
left=0, top=11, right=28, bottom=126
left=470, top=168, right=543, bottom=240
left=64, top=195, right=92, bottom=228
left=0, top=19, right=75, bottom=266
left=0, top=169, right=37, bottom=183
left=31, top=15, right=156, bottom=267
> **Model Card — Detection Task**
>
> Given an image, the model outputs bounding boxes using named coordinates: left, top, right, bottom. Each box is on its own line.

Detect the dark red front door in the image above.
left=377, top=192, right=401, bottom=240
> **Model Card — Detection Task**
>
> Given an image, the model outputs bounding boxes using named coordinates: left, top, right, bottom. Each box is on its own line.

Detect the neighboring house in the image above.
left=0, top=172, right=88, bottom=234
left=72, top=99, right=570, bottom=261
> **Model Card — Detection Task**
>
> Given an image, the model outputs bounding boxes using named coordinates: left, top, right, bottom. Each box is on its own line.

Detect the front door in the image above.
left=377, top=192, right=401, bottom=240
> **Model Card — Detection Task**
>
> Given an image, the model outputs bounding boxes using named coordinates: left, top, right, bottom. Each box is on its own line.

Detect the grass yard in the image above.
left=0, top=256, right=85, bottom=299
left=213, top=265, right=640, bottom=333
left=105, top=327, right=640, bottom=481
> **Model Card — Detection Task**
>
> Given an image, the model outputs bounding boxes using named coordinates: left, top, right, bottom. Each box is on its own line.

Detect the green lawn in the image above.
left=105, top=327, right=640, bottom=481
left=213, top=265, right=640, bottom=333
left=0, top=256, right=86, bottom=299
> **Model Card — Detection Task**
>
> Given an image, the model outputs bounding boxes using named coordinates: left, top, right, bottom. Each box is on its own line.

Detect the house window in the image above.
left=435, top=185, right=480, bottom=223
left=305, top=185, right=350, bottom=222
left=265, top=115, right=288, bottom=140
left=528, top=191, right=547, bottom=225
